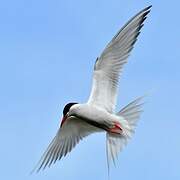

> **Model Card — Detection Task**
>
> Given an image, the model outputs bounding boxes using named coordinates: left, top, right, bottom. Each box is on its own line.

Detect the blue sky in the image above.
left=0, top=0, right=180, bottom=179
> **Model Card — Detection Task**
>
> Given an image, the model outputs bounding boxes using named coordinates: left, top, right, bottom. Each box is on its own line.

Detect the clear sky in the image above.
left=0, top=0, right=180, bottom=180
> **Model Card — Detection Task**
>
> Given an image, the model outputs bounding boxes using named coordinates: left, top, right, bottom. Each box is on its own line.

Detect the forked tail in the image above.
left=106, top=96, right=145, bottom=175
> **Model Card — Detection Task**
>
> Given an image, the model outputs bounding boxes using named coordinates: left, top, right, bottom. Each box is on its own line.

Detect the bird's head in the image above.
left=60, top=102, right=78, bottom=127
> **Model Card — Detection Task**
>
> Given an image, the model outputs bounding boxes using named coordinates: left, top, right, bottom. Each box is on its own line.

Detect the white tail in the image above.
left=106, top=96, right=144, bottom=172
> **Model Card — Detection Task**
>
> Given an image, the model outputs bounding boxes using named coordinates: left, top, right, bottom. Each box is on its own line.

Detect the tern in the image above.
left=34, top=5, right=151, bottom=173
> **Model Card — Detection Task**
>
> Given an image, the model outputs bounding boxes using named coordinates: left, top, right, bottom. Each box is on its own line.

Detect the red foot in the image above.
left=109, top=122, right=123, bottom=134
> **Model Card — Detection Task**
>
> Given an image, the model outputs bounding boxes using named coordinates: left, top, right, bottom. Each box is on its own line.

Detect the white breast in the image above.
left=70, top=104, right=120, bottom=126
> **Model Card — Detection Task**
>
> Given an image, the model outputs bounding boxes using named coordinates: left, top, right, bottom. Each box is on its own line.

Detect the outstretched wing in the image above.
left=34, top=116, right=99, bottom=172
left=88, top=6, right=151, bottom=113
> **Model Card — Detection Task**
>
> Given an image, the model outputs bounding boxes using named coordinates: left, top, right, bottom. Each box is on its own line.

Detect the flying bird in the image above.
left=34, top=5, right=151, bottom=172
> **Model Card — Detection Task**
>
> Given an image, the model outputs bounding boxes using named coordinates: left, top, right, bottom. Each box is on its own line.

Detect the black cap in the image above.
left=63, top=102, right=78, bottom=116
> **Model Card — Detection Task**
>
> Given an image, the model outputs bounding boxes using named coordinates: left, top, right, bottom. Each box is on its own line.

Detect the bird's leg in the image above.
left=108, top=121, right=123, bottom=134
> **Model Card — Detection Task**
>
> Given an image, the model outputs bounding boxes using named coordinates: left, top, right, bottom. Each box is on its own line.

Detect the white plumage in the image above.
left=33, top=5, right=151, bottom=173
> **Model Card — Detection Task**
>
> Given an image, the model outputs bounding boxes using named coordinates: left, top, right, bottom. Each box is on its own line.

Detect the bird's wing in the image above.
left=34, top=116, right=99, bottom=172
left=88, top=6, right=151, bottom=113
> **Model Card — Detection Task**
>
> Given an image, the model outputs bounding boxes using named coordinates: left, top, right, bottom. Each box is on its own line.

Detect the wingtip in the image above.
left=29, top=166, right=39, bottom=175
left=29, top=163, right=43, bottom=175
left=141, top=5, right=152, bottom=16
left=144, top=5, right=152, bottom=11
